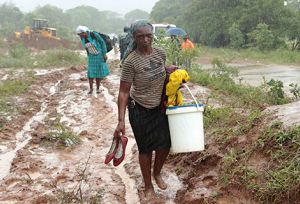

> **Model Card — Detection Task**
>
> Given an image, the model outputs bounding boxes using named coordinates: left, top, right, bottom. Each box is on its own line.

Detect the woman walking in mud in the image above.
left=76, top=25, right=109, bottom=94
left=114, top=20, right=171, bottom=201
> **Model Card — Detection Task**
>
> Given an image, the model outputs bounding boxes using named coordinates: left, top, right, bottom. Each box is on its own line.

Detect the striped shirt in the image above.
left=121, top=47, right=166, bottom=109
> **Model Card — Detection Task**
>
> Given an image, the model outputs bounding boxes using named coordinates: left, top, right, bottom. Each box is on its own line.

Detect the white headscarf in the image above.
left=75, top=25, right=89, bottom=34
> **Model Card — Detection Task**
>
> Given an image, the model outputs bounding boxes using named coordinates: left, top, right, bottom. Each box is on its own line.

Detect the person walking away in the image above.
left=114, top=20, right=171, bottom=201
left=76, top=25, right=109, bottom=94
left=118, top=26, right=131, bottom=61
left=181, top=35, right=195, bottom=69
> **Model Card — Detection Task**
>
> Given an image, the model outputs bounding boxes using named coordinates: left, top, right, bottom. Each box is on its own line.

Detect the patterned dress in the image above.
left=81, top=31, right=109, bottom=78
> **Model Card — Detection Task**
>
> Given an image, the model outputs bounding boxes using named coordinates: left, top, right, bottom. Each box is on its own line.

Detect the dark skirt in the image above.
left=128, top=97, right=171, bottom=154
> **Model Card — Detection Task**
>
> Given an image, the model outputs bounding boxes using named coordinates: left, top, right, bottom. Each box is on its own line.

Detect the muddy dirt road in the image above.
left=0, top=56, right=188, bottom=203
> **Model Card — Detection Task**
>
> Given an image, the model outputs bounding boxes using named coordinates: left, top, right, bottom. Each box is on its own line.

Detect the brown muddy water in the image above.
left=234, top=63, right=300, bottom=91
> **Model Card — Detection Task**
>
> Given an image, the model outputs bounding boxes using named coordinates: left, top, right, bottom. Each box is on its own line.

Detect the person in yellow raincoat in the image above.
left=166, top=69, right=190, bottom=106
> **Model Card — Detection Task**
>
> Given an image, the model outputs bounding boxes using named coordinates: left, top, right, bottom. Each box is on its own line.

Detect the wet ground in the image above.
left=0, top=51, right=188, bottom=204
left=0, top=51, right=300, bottom=204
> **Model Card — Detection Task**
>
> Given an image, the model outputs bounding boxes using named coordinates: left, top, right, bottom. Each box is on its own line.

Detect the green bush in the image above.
left=248, top=23, right=275, bottom=51
left=229, top=23, right=245, bottom=49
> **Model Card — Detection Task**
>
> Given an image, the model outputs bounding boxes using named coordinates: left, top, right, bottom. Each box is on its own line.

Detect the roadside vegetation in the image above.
left=0, top=72, right=34, bottom=129
left=198, top=46, right=300, bottom=66
left=176, top=59, right=300, bottom=203
left=0, top=41, right=86, bottom=68
left=154, top=31, right=300, bottom=202
left=44, top=122, right=81, bottom=148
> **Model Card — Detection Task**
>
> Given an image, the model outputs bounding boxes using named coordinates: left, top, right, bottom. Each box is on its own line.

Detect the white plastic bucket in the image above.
left=166, top=84, right=205, bottom=153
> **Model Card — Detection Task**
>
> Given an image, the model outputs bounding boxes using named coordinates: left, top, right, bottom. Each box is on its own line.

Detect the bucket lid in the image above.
left=166, top=104, right=204, bottom=115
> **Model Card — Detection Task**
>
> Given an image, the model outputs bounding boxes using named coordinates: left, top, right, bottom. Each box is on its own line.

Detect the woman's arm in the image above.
left=114, top=81, right=131, bottom=137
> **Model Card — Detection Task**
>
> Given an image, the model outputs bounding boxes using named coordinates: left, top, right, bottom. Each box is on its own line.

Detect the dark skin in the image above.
left=78, top=32, right=107, bottom=94
left=114, top=26, right=169, bottom=199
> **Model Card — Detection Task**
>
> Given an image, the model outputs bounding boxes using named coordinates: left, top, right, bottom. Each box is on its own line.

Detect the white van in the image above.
left=152, top=23, right=176, bottom=36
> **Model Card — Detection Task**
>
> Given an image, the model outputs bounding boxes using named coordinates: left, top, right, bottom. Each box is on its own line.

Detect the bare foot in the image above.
left=144, top=189, right=156, bottom=202
left=153, top=174, right=167, bottom=190
left=88, top=90, right=93, bottom=94
left=142, top=189, right=166, bottom=204
left=143, top=190, right=165, bottom=204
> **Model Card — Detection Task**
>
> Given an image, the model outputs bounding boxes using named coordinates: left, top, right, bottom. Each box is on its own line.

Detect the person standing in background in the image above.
left=118, top=26, right=131, bottom=61
left=181, top=35, right=195, bottom=68
left=76, top=25, right=109, bottom=94
left=181, top=35, right=195, bottom=50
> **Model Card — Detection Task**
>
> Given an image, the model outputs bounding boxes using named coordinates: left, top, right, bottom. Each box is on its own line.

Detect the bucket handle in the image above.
left=183, top=83, right=201, bottom=111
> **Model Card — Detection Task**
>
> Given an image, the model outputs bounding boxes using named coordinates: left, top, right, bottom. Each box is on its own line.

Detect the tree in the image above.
left=182, top=0, right=238, bottom=46
left=285, top=10, right=300, bottom=50
left=179, top=0, right=291, bottom=47
left=286, top=0, right=300, bottom=11
left=32, top=4, right=70, bottom=28
left=124, top=9, right=149, bottom=24
left=229, top=23, right=245, bottom=49
left=150, top=0, right=192, bottom=24
left=0, top=3, right=24, bottom=36
left=248, top=23, right=275, bottom=50
left=66, top=6, right=126, bottom=35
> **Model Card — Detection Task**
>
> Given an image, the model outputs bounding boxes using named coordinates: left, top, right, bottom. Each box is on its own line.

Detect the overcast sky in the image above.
left=1, top=0, right=160, bottom=14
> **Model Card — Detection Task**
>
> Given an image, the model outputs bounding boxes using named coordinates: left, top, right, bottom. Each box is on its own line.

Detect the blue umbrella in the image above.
left=166, top=27, right=187, bottom=37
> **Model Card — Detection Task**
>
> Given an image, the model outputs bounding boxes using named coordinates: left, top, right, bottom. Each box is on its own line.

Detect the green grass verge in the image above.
left=190, top=57, right=300, bottom=203
left=198, top=46, right=300, bottom=65
left=0, top=73, right=34, bottom=128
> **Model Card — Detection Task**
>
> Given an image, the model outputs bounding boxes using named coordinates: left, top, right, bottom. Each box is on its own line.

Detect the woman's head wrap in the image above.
left=122, top=20, right=153, bottom=62
left=130, top=20, right=153, bottom=36
left=76, top=25, right=90, bottom=34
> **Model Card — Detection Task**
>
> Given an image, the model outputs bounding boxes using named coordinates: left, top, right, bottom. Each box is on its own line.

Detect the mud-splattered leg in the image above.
left=153, top=148, right=170, bottom=190
left=139, top=152, right=156, bottom=197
